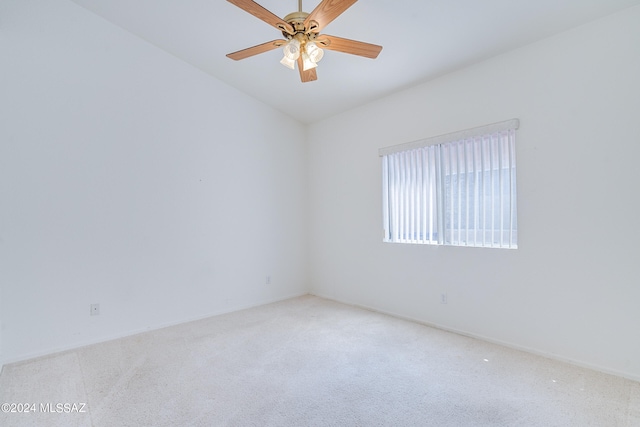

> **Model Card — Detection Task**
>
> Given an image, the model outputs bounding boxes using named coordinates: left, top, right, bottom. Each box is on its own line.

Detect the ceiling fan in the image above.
left=226, top=0, right=382, bottom=83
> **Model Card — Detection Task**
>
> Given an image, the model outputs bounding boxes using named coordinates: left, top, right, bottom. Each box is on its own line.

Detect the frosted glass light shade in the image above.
left=305, top=42, right=324, bottom=63
left=301, top=51, right=318, bottom=71
left=283, top=39, right=301, bottom=60
left=280, top=55, right=296, bottom=70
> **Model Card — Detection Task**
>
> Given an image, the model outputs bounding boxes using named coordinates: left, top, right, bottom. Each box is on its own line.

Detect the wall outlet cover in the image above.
left=90, top=304, right=100, bottom=316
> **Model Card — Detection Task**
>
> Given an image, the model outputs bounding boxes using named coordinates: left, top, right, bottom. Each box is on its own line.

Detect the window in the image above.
left=380, top=119, right=518, bottom=249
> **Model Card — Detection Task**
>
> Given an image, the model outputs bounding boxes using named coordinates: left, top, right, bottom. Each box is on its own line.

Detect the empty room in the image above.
left=1, top=0, right=639, bottom=425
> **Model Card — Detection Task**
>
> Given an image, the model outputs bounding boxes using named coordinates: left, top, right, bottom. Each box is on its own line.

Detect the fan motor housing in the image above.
left=283, top=11, right=315, bottom=35
left=283, top=11, right=308, bottom=24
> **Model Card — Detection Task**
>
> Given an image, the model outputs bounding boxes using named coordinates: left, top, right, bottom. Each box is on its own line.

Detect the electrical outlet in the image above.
left=440, top=293, right=448, bottom=304
left=90, top=304, right=100, bottom=316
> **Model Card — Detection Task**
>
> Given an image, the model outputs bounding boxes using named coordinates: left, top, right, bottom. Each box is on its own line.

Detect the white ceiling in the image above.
left=70, top=0, right=640, bottom=124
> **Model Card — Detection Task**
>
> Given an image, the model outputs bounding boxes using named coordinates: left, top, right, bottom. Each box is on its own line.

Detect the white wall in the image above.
left=308, top=6, right=640, bottom=380
left=0, top=0, right=308, bottom=363
left=2, top=0, right=638, bottom=383
left=0, top=285, right=3, bottom=371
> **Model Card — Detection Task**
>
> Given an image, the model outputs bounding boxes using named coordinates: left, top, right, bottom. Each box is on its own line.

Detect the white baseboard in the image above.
left=6, top=290, right=638, bottom=383
left=310, top=291, right=640, bottom=383
left=2, top=291, right=308, bottom=368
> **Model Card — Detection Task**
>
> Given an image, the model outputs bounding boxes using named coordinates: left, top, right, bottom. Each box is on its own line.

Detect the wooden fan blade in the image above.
left=297, top=56, right=318, bottom=83
left=303, top=0, right=357, bottom=34
left=316, top=35, right=382, bottom=59
left=227, top=40, right=287, bottom=60
left=227, top=0, right=294, bottom=34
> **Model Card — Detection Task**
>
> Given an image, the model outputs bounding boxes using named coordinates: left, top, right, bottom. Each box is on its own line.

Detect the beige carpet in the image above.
left=1, top=295, right=639, bottom=426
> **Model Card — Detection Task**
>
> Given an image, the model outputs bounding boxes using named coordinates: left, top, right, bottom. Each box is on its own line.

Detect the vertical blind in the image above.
left=380, top=120, right=518, bottom=249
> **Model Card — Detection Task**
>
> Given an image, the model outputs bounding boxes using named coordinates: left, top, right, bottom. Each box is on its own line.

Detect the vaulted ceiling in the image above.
left=70, top=0, right=640, bottom=123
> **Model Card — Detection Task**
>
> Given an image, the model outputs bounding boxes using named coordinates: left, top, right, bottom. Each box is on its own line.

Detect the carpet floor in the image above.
left=1, top=295, right=639, bottom=426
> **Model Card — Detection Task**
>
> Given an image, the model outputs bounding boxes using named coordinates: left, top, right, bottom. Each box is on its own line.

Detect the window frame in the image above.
left=380, top=119, right=519, bottom=249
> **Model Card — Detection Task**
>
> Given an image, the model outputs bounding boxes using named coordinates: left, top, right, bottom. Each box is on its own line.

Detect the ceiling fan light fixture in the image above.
left=280, top=55, right=296, bottom=70
left=301, top=51, right=318, bottom=71
left=305, top=41, right=324, bottom=63
left=282, top=38, right=301, bottom=60
left=226, top=0, right=383, bottom=83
